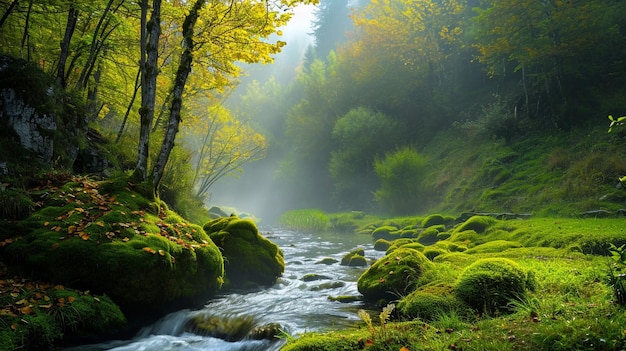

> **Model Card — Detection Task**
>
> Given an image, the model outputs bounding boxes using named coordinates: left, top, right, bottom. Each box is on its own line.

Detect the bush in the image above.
left=374, top=147, right=429, bottom=215
left=455, top=258, right=533, bottom=315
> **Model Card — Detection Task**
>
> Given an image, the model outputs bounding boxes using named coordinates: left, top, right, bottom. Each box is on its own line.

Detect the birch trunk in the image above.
left=151, top=0, right=205, bottom=192
left=134, top=0, right=161, bottom=181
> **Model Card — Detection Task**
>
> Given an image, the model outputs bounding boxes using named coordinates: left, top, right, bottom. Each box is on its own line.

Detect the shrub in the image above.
left=374, top=147, right=429, bottom=215
left=455, top=258, right=533, bottom=315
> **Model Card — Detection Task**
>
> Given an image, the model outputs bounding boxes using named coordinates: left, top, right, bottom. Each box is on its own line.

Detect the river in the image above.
left=66, top=229, right=381, bottom=351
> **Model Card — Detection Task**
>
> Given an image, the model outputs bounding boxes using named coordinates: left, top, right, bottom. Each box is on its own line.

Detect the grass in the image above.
left=282, top=215, right=626, bottom=351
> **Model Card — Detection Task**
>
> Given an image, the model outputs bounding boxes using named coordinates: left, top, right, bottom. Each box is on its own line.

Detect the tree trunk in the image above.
left=75, top=0, right=116, bottom=89
left=57, top=6, right=79, bottom=88
left=134, top=0, right=161, bottom=181
left=116, top=66, right=141, bottom=143
left=151, top=0, right=205, bottom=192
left=20, top=0, right=32, bottom=60
left=0, top=0, right=19, bottom=30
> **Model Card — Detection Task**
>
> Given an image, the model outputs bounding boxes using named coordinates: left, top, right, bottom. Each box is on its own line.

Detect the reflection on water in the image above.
left=66, top=230, right=381, bottom=351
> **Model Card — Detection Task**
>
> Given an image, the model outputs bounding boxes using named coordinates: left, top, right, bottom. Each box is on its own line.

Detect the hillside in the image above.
left=420, top=123, right=626, bottom=217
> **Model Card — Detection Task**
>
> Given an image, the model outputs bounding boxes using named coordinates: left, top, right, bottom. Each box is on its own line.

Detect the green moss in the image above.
left=357, top=248, right=434, bottom=302
left=207, top=216, right=283, bottom=287
left=464, top=240, right=523, bottom=254
left=455, top=258, right=533, bottom=315
left=397, top=282, right=470, bottom=321
left=386, top=239, right=424, bottom=254
left=422, top=247, right=447, bottom=260
left=455, top=215, right=498, bottom=234
left=421, top=214, right=445, bottom=228
left=374, top=238, right=391, bottom=251
left=0, top=178, right=224, bottom=312
left=417, top=227, right=440, bottom=245
left=341, top=247, right=367, bottom=266
left=372, top=225, right=399, bottom=241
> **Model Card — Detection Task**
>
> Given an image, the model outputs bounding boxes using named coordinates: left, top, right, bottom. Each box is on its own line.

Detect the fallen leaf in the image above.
left=19, top=306, right=33, bottom=315
left=51, top=243, right=59, bottom=249
left=142, top=247, right=156, bottom=254
left=68, top=296, right=75, bottom=303
left=400, top=347, right=410, bottom=351
left=158, top=249, right=165, bottom=256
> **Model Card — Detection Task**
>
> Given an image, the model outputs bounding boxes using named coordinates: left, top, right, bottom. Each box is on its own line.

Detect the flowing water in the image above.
left=67, top=229, right=382, bottom=351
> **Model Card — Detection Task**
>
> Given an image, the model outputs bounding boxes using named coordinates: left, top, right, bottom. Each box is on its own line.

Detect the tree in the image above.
left=132, top=0, right=317, bottom=196
left=329, top=107, right=404, bottom=210
left=374, top=147, right=429, bottom=215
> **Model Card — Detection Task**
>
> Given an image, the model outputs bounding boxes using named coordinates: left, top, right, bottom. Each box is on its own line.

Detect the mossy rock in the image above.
left=455, top=215, right=498, bottom=234
left=399, top=228, right=420, bottom=238
left=205, top=216, right=284, bottom=287
left=302, top=273, right=331, bottom=282
left=0, top=279, right=126, bottom=351
left=372, top=225, right=399, bottom=241
left=357, top=248, right=434, bottom=302
left=455, top=258, right=534, bottom=315
left=184, top=313, right=258, bottom=341
left=397, top=282, right=470, bottom=321
left=374, top=239, right=391, bottom=251
left=0, top=178, right=224, bottom=313
left=386, top=239, right=424, bottom=254
left=464, top=240, right=523, bottom=254
left=315, top=257, right=338, bottom=265
left=341, top=247, right=367, bottom=266
left=417, top=227, right=441, bottom=245
left=422, top=248, right=447, bottom=261
left=421, top=214, right=445, bottom=228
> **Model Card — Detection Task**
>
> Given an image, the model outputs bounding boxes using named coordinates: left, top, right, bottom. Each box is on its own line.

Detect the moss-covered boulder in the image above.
left=421, top=214, right=445, bottom=228
left=455, top=215, right=498, bottom=234
left=0, top=177, right=224, bottom=314
left=184, top=312, right=281, bottom=341
left=0, top=278, right=126, bottom=351
left=372, top=225, right=399, bottom=241
left=204, top=216, right=284, bottom=288
left=455, top=258, right=535, bottom=314
left=386, top=239, right=424, bottom=254
left=341, top=247, right=367, bottom=267
left=357, top=248, right=434, bottom=302
left=397, top=282, right=470, bottom=321
left=374, top=238, right=391, bottom=251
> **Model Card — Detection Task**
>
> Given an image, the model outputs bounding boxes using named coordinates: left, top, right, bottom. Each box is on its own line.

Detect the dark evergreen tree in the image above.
left=311, top=0, right=352, bottom=59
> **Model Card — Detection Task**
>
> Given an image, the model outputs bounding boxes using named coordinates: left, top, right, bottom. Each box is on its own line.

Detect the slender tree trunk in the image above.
left=57, top=6, right=79, bottom=88
left=0, top=0, right=19, bottom=30
left=20, top=0, right=32, bottom=60
left=134, top=0, right=161, bottom=181
left=75, top=0, right=116, bottom=89
left=116, top=66, right=141, bottom=143
left=152, top=0, right=205, bottom=192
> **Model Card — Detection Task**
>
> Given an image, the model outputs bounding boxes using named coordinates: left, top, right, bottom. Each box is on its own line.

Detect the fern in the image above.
left=357, top=309, right=375, bottom=336
left=379, top=303, right=395, bottom=338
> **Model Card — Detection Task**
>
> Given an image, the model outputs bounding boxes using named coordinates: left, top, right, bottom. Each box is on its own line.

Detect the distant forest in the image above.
left=1, top=0, right=625, bottom=220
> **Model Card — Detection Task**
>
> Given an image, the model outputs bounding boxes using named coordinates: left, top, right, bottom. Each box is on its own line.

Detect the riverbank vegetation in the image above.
left=281, top=215, right=626, bottom=351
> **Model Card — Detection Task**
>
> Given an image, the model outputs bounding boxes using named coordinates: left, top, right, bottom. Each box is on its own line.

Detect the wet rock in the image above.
left=185, top=313, right=282, bottom=342
left=315, top=257, right=338, bottom=265
left=310, top=281, right=345, bottom=291
left=341, top=247, right=367, bottom=267
left=302, top=273, right=332, bottom=282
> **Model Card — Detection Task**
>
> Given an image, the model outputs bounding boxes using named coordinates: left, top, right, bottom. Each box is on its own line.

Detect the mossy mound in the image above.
left=0, top=277, right=125, bottom=351
left=373, top=238, right=391, bottom=251
left=0, top=177, right=224, bottom=313
left=386, top=239, right=424, bottom=254
left=397, top=282, right=470, bottom=321
left=455, top=258, right=534, bottom=315
left=341, top=247, right=367, bottom=267
left=372, top=225, right=399, bottom=240
left=357, top=248, right=434, bottom=302
left=455, top=215, right=498, bottom=234
left=204, top=216, right=284, bottom=287
left=421, top=214, right=446, bottom=228
left=464, top=240, right=523, bottom=254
